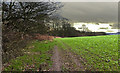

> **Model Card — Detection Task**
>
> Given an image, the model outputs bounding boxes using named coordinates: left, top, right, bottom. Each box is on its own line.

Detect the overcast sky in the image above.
left=58, top=2, right=118, bottom=24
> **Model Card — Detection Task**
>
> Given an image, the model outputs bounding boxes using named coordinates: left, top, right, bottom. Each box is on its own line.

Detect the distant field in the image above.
left=3, top=35, right=119, bottom=71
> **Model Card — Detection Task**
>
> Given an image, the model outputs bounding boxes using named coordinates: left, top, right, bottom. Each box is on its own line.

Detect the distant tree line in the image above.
left=48, top=17, right=81, bottom=37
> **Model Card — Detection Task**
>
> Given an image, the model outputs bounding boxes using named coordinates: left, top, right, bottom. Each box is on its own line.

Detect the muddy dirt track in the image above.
left=50, top=46, right=61, bottom=71
left=50, top=41, right=86, bottom=71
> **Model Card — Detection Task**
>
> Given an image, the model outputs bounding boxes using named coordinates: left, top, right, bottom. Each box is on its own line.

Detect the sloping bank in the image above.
left=2, top=40, right=56, bottom=71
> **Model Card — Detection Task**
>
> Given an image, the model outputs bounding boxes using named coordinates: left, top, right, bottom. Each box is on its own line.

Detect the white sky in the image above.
left=73, top=23, right=119, bottom=33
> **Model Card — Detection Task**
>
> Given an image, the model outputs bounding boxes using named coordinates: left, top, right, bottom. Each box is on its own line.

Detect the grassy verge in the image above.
left=3, top=40, right=56, bottom=71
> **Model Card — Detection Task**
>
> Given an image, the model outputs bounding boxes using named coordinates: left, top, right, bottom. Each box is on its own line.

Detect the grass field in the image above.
left=3, top=35, right=119, bottom=71
left=56, top=35, right=119, bottom=71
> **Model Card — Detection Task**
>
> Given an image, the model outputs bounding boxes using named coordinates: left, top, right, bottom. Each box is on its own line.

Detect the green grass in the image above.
left=55, top=35, right=119, bottom=71
left=3, top=35, right=119, bottom=71
left=4, top=40, right=56, bottom=71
